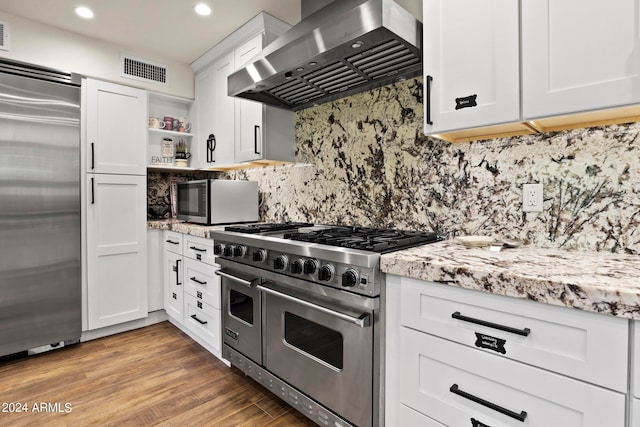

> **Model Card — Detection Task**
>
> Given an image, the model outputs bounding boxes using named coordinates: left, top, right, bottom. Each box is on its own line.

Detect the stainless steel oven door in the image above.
left=260, top=282, right=374, bottom=427
left=218, top=268, right=262, bottom=364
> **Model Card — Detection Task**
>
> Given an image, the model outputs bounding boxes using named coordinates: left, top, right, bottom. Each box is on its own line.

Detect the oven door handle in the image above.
left=256, top=285, right=371, bottom=328
left=215, top=270, right=256, bottom=288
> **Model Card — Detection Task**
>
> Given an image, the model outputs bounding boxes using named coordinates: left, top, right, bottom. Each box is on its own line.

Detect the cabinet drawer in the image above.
left=163, top=231, right=183, bottom=254
left=183, top=258, right=220, bottom=309
left=400, top=328, right=625, bottom=427
left=183, top=234, right=215, bottom=265
left=400, top=277, right=628, bottom=392
left=184, top=293, right=221, bottom=353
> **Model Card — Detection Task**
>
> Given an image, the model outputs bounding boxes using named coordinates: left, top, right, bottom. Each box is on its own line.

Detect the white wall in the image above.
left=0, top=11, right=194, bottom=98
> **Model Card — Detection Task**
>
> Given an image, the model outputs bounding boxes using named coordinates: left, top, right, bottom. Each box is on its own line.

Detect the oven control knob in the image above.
left=303, top=259, right=319, bottom=275
left=223, top=245, right=234, bottom=257
left=291, top=259, right=304, bottom=274
left=213, top=243, right=225, bottom=256
left=252, top=249, right=267, bottom=263
left=342, top=269, right=359, bottom=287
left=318, top=264, right=335, bottom=281
left=274, top=255, right=288, bottom=270
left=233, top=245, right=247, bottom=258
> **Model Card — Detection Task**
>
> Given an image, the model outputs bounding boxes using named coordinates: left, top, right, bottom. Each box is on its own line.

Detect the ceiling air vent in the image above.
left=120, top=54, right=167, bottom=85
left=0, top=21, right=10, bottom=51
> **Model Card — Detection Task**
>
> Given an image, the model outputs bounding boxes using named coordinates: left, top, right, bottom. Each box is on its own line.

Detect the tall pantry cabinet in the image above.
left=84, top=79, right=148, bottom=330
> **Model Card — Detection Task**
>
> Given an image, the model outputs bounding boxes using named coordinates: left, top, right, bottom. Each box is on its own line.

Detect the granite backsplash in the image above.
left=225, top=78, right=640, bottom=253
left=149, top=77, right=640, bottom=254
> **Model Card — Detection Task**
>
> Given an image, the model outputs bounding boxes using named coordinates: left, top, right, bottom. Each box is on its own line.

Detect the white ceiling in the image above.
left=0, top=0, right=302, bottom=65
left=0, top=0, right=422, bottom=66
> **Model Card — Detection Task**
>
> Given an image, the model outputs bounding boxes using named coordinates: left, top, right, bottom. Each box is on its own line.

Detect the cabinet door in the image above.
left=235, top=99, right=263, bottom=163
left=423, top=0, right=520, bottom=134
left=211, top=53, right=236, bottom=165
left=522, top=0, right=640, bottom=119
left=164, top=250, right=183, bottom=323
left=86, top=174, right=147, bottom=329
left=234, top=34, right=266, bottom=163
left=193, top=65, right=215, bottom=169
left=85, top=79, right=147, bottom=175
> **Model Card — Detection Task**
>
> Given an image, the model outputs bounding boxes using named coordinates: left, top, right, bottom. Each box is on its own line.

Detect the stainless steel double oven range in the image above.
left=212, top=223, right=443, bottom=427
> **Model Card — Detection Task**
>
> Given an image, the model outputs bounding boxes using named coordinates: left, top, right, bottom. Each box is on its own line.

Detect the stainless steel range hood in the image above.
left=228, top=0, right=422, bottom=111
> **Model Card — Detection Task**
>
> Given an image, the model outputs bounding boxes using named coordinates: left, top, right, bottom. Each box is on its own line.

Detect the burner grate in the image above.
left=283, top=227, right=443, bottom=253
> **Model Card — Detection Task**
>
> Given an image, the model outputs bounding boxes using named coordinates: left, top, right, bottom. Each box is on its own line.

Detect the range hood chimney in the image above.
left=228, top=0, right=422, bottom=111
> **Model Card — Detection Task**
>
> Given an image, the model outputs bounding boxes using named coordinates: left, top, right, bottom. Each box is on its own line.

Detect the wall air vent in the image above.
left=120, top=54, right=167, bottom=85
left=0, top=21, right=10, bottom=51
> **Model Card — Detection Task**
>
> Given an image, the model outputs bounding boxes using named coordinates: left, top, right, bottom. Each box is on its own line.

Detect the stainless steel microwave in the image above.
left=176, top=179, right=259, bottom=225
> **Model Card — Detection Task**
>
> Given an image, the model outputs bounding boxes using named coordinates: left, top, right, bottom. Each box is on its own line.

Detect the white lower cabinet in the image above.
left=183, top=292, right=221, bottom=355
left=401, top=328, right=625, bottom=427
left=162, top=231, right=223, bottom=360
left=386, top=275, right=630, bottom=426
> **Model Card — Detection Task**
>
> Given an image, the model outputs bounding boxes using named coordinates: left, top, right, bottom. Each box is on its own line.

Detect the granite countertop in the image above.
left=381, top=241, right=640, bottom=320
left=147, top=219, right=228, bottom=239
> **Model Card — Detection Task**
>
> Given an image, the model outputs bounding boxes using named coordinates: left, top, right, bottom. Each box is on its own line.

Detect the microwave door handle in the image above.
left=256, top=285, right=371, bottom=328
left=215, top=270, right=255, bottom=288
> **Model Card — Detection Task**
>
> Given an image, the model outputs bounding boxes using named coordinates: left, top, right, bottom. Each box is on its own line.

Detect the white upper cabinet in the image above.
left=86, top=79, right=146, bottom=175
left=212, top=53, right=237, bottom=166
left=193, top=64, right=218, bottom=168
left=191, top=13, right=294, bottom=167
left=522, top=0, right=640, bottom=119
left=423, top=0, right=520, bottom=134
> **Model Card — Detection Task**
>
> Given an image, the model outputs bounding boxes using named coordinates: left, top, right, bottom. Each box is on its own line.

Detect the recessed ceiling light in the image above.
left=74, top=6, right=94, bottom=19
left=194, top=3, right=212, bottom=16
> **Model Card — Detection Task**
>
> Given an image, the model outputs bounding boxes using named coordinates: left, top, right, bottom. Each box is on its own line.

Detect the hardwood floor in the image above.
left=0, top=322, right=317, bottom=426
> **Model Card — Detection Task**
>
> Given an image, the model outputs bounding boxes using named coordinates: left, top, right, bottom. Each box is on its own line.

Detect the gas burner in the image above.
left=283, top=226, right=444, bottom=253
left=225, top=222, right=314, bottom=234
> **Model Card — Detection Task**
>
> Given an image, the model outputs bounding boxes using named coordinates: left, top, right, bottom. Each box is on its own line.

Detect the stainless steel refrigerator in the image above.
left=0, top=59, right=81, bottom=357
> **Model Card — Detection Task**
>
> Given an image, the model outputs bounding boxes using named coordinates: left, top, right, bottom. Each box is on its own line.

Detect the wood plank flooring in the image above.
left=0, top=321, right=316, bottom=426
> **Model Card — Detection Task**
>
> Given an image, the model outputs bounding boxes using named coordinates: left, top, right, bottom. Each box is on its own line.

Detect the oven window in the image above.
left=229, top=289, right=253, bottom=324
left=284, top=312, right=343, bottom=369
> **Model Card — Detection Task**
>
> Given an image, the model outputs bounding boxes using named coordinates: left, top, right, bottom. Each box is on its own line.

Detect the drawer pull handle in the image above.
left=451, top=311, right=531, bottom=337
left=190, top=246, right=207, bottom=252
left=190, top=277, right=207, bottom=285
left=191, top=314, right=208, bottom=325
left=450, top=384, right=527, bottom=422
left=165, top=239, right=179, bottom=245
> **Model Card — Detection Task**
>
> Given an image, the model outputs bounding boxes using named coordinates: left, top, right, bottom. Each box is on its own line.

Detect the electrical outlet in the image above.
left=522, top=183, right=543, bottom=212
